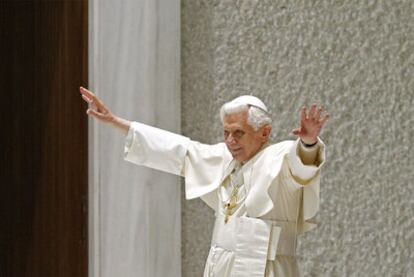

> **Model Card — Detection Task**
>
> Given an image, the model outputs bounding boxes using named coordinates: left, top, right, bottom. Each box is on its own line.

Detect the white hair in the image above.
left=220, top=102, right=272, bottom=131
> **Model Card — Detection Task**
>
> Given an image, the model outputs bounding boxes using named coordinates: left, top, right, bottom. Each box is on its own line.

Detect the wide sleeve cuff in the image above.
left=287, top=137, right=326, bottom=182
left=124, top=121, right=191, bottom=176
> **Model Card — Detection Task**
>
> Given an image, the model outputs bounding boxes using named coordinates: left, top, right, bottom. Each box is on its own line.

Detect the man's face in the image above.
left=223, top=110, right=271, bottom=162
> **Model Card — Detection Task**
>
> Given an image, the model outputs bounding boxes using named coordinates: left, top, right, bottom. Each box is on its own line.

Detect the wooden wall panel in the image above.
left=0, top=1, right=88, bottom=276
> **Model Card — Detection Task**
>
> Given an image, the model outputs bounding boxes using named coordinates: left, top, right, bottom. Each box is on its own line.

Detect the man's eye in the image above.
left=234, top=131, right=244, bottom=138
left=224, top=131, right=229, bottom=138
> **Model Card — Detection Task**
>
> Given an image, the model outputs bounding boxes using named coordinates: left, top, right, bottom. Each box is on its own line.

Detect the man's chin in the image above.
left=232, top=153, right=246, bottom=162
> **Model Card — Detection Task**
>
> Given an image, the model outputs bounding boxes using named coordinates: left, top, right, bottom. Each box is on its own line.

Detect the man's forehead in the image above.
left=223, top=111, right=248, bottom=129
left=223, top=110, right=247, bottom=121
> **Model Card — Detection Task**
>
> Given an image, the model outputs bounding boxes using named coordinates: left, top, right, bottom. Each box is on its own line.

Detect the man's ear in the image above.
left=261, top=125, right=272, bottom=142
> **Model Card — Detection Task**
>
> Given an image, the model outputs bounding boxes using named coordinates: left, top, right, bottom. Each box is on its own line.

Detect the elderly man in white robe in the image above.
left=80, top=87, right=329, bottom=277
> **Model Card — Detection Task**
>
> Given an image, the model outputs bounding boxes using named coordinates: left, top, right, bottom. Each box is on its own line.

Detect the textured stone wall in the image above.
left=181, top=0, right=414, bottom=276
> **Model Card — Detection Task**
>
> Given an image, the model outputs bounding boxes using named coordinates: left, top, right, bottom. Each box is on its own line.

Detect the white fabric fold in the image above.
left=232, top=216, right=272, bottom=277
left=124, top=122, right=191, bottom=176
left=288, top=137, right=325, bottom=181
left=183, top=141, right=232, bottom=203
left=211, top=215, right=286, bottom=276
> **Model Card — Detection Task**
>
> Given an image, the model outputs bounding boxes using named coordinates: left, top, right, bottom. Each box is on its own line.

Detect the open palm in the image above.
left=292, top=103, right=330, bottom=145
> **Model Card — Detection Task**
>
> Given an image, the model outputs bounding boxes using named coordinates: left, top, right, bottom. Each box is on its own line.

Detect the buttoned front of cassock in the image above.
left=124, top=122, right=326, bottom=277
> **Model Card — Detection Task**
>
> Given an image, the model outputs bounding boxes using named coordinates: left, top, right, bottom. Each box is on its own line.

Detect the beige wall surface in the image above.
left=181, top=0, right=414, bottom=276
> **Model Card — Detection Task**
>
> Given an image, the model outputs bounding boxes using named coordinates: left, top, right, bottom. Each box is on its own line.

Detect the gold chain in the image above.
left=224, top=172, right=241, bottom=223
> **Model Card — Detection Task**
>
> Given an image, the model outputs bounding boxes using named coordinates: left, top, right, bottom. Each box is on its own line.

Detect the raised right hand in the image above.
left=79, top=87, right=114, bottom=124
left=79, top=87, right=131, bottom=134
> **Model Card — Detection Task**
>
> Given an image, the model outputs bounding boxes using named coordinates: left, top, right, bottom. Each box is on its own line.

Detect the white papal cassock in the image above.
left=123, top=122, right=326, bottom=277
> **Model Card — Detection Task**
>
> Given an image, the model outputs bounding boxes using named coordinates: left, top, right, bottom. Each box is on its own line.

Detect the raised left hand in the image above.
left=292, top=103, right=330, bottom=145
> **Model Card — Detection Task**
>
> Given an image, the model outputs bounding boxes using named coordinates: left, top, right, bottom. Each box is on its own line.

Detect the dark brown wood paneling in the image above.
left=0, top=1, right=88, bottom=276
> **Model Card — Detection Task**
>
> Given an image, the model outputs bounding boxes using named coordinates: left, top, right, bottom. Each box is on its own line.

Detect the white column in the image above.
left=89, top=0, right=181, bottom=276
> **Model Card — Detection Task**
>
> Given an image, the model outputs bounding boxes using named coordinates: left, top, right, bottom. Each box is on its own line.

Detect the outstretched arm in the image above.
left=79, top=86, right=131, bottom=134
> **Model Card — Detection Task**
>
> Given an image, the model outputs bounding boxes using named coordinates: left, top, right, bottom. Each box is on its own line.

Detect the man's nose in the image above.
left=226, top=134, right=236, bottom=145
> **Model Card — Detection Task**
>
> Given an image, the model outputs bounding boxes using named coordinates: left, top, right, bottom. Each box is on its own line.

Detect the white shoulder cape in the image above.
left=124, top=122, right=325, bottom=232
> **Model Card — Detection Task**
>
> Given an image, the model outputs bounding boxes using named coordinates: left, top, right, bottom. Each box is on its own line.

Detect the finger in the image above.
left=81, top=94, right=92, bottom=104
left=309, top=103, right=317, bottom=119
left=314, top=106, right=323, bottom=120
left=81, top=93, right=99, bottom=110
left=300, top=106, right=307, bottom=122
left=84, top=92, right=107, bottom=113
left=95, top=100, right=108, bottom=113
left=79, top=86, right=93, bottom=94
left=79, top=86, right=91, bottom=95
left=87, top=108, right=108, bottom=121
left=80, top=87, right=110, bottom=114
left=319, top=113, right=330, bottom=125
left=292, top=127, right=301, bottom=136
left=80, top=87, right=96, bottom=99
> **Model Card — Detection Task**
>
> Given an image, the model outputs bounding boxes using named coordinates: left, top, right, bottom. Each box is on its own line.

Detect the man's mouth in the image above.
left=231, top=147, right=242, bottom=154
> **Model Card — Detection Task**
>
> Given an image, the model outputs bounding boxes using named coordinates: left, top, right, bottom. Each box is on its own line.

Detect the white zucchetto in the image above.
left=228, top=95, right=269, bottom=113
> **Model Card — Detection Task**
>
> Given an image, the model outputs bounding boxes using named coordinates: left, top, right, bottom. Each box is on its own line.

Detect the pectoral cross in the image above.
left=224, top=191, right=238, bottom=224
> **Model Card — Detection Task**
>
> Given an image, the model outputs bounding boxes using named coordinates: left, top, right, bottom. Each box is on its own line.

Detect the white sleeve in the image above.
left=124, top=121, right=191, bottom=176
left=287, top=137, right=326, bottom=182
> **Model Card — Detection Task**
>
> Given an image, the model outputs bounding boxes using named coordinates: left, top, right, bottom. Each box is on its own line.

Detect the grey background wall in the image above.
left=181, top=0, right=414, bottom=276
